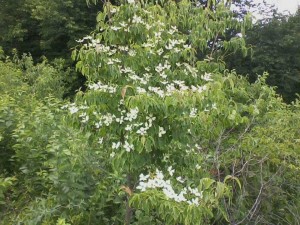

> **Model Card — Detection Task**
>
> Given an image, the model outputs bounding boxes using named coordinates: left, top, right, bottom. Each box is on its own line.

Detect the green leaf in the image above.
left=199, top=178, right=215, bottom=190
left=224, top=175, right=242, bottom=190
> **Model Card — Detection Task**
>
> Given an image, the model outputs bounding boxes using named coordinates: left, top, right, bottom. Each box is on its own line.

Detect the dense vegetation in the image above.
left=0, top=0, right=299, bottom=224
left=227, top=9, right=300, bottom=102
left=0, top=0, right=102, bottom=59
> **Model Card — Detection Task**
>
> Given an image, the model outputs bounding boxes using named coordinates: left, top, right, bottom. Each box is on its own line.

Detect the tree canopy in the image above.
left=226, top=9, right=300, bottom=102
left=0, top=0, right=101, bottom=59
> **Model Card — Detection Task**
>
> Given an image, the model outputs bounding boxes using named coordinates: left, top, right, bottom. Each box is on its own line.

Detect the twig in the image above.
left=234, top=160, right=265, bottom=225
left=227, top=117, right=255, bottom=152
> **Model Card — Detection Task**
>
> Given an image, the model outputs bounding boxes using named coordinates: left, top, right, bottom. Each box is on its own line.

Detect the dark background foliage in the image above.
left=226, top=9, right=300, bottom=102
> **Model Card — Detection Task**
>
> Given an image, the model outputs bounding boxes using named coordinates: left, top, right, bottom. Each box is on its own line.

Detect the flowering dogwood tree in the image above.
left=64, top=0, right=265, bottom=223
left=2, top=0, right=300, bottom=224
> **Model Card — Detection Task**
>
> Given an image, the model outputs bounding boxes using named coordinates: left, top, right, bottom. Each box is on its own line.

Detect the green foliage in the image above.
left=0, top=1, right=299, bottom=225
left=0, top=0, right=36, bottom=53
left=0, top=60, right=31, bottom=174
left=0, top=52, right=72, bottom=204
left=17, top=55, right=66, bottom=99
left=0, top=0, right=101, bottom=59
left=226, top=10, right=300, bottom=102
left=0, top=177, right=16, bottom=205
left=2, top=51, right=83, bottom=100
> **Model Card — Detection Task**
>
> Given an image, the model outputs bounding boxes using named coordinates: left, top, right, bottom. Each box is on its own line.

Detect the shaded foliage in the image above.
left=0, top=0, right=101, bottom=59
left=226, top=9, right=300, bottom=102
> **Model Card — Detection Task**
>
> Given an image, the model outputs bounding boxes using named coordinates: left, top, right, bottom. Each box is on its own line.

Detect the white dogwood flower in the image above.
left=159, top=126, right=166, bottom=137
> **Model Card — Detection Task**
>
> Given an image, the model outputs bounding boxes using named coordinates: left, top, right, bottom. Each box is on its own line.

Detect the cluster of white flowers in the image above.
left=132, top=15, right=145, bottom=24
left=176, top=176, right=185, bottom=183
left=76, top=35, right=93, bottom=43
left=127, top=0, right=135, bottom=4
left=155, top=61, right=171, bottom=79
left=143, top=82, right=208, bottom=98
left=120, top=66, right=151, bottom=85
left=91, top=107, right=164, bottom=140
left=136, top=114, right=156, bottom=136
left=95, top=121, right=102, bottom=129
left=62, top=103, right=89, bottom=115
left=109, top=7, right=118, bottom=14
left=120, top=66, right=134, bottom=74
left=203, top=103, right=218, bottom=112
left=142, top=41, right=156, bottom=48
left=136, top=127, right=147, bottom=135
left=112, top=140, right=134, bottom=152
left=103, top=113, right=115, bottom=126
left=107, top=58, right=121, bottom=64
left=69, top=105, right=79, bottom=114
left=95, top=43, right=111, bottom=54
left=88, top=81, right=117, bottom=93
left=136, top=87, right=147, bottom=94
left=166, top=39, right=185, bottom=50
left=123, top=140, right=134, bottom=152
left=115, top=61, right=208, bottom=94
left=158, top=126, right=166, bottom=137
left=79, top=112, right=89, bottom=123
left=93, top=107, right=138, bottom=130
left=148, top=86, right=165, bottom=98
left=111, top=26, right=122, bottom=31
left=184, top=143, right=204, bottom=155
left=125, top=108, right=139, bottom=122
left=189, top=108, right=198, bottom=118
left=128, top=49, right=137, bottom=57
left=155, top=61, right=171, bottom=73
left=119, top=22, right=128, bottom=28
left=167, top=166, right=175, bottom=176
left=112, top=141, right=121, bottom=149
left=118, top=45, right=129, bottom=52
left=98, top=137, right=103, bottom=144
left=136, top=169, right=203, bottom=206
left=201, top=72, right=213, bottom=81
left=167, top=25, right=178, bottom=35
